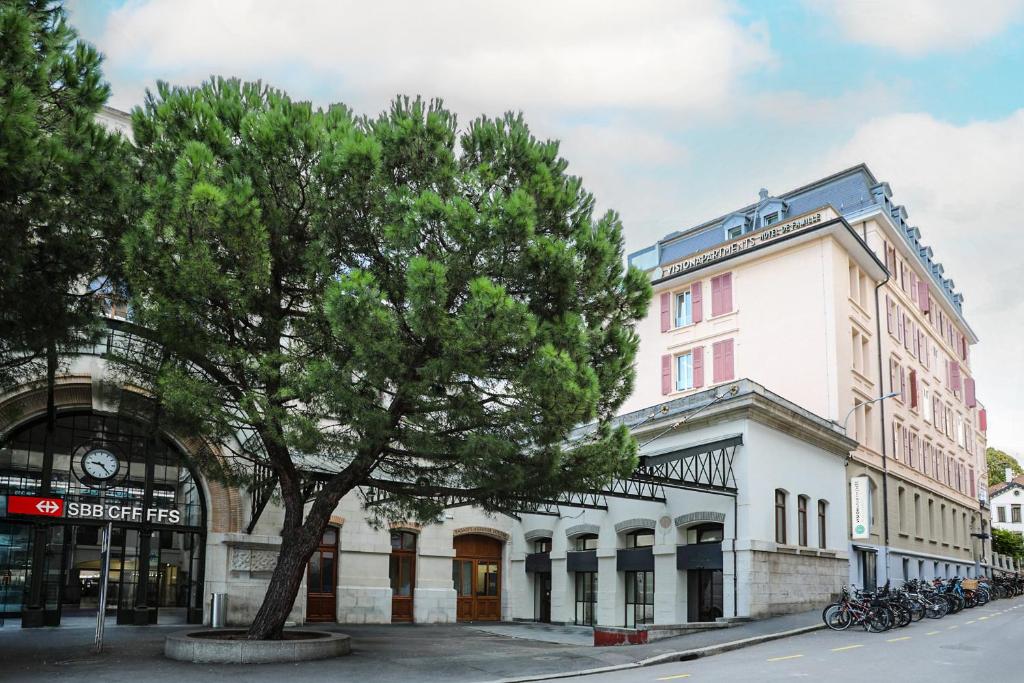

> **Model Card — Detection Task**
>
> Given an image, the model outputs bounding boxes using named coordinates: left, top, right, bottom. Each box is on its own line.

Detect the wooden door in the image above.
left=453, top=534, right=502, bottom=622
left=306, top=527, right=337, bottom=622
left=390, top=531, right=416, bottom=622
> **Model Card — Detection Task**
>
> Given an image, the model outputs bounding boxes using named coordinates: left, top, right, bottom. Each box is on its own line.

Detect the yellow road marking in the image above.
left=831, top=644, right=863, bottom=652
left=926, top=631, right=940, bottom=635
left=967, top=620, right=976, bottom=624
left=887, top=636, right=911, bottom=642
left=656, top=675, right=692, bottom=681
left=767, top=654, right=804, bottom=662
left=979, top=616, right=989, bottom=620
left=948, top=625, right=958, bottom=629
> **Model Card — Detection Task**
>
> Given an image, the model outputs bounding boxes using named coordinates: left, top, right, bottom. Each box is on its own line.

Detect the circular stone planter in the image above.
left=165, top=629, right=351, bottom=664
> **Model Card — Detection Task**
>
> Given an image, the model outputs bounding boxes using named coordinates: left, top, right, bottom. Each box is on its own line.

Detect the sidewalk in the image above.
left=0, top=609, right=821, bottom=683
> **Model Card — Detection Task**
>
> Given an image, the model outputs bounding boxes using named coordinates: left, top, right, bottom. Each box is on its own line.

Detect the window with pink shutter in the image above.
left=660, top=292, right=671, bottom=333
left=964, top=377, right=976, bottom=408
left=886, top=296, right=895, bottom=335
left=692, top=346, right=704, bottom=388
left=979, top=409, right=987, bottom=432
left=949, top=361, right=962, bottom=394
left=909, top=370, right=918, bottom=409
left=691, top=281, right=703, bottom=323
left=661, top=354, right=672, bottom=395
left=712, top=338, right=734, bottom=383
left=918, top=281, right=929, bottom=312
left=710, top=273, right=733, bottom=316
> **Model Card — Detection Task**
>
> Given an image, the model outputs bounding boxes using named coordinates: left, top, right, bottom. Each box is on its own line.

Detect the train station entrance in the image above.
left=0, top=411, right=207, bottom=627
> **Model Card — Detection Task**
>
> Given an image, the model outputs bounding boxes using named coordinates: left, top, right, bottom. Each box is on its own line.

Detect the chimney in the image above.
left=1006, top=467, right=1014, bottom=484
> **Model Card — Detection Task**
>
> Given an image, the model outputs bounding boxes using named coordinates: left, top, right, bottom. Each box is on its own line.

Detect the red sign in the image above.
left=7, top=495, right=65, bottom=517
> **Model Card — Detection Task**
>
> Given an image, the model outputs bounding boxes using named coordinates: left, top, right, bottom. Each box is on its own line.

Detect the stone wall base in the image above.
left=413, top=587, right=457, bottom=623
left=745, top=549, right=845, bottom=618
left=336, top=586, right=392, bottom=623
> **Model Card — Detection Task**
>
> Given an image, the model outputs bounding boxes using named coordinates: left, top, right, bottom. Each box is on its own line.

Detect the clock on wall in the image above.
left=72, top=443, right=125, bottom=489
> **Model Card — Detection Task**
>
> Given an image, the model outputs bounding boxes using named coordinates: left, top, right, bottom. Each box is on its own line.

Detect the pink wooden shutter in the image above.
left=713, top=339, right=735, bottom=383
left=964, top=377, right=976, bottom=408
left=909, top=370, right=918, bottom=408
left=917, top=281, right=929, bottom=312
left=710, top=273, right=733, bottom=316
left=949, top=360, right=962, bottom=393
left=979, top=409, right=987, bottom=432
left=691, top=281, right=703, bottom=323
left=661, top=354, right=672, bottom=395
left=660, top=292, right=671, bottom=332
left=721, top=273, right=733, bottom=314
left=692, top=346, right=704, bottom=388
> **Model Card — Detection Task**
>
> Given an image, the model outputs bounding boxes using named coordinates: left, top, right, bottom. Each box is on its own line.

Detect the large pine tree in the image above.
left=121, top=79, right=650, bottom=639
left=0, top=0, right=131, bottom=623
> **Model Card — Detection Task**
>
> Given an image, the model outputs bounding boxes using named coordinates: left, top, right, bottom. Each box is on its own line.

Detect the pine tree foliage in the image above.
left=0, top=0, right=130, bottom=407
left=121, top=79, right=650, bottom=638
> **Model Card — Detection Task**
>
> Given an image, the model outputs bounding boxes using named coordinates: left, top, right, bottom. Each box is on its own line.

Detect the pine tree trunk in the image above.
left=245, top=490, right=337, bottom=640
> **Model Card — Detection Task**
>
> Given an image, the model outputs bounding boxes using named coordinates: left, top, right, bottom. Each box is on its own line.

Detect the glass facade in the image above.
left=0, top=412, right=206, bottom=623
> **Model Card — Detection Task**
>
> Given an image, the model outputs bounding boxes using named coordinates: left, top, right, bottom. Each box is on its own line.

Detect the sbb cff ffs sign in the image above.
left=8, top=495, right=65, bottom=517
left=5, top=495, right=182, bottom=524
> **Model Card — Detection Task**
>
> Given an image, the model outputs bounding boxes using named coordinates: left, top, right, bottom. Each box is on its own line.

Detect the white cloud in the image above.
left=83, top=0, right=773, bottom=115
left=808, top=0, right=1024, bottom=56
left=828, top=110, right=1024, bottom=453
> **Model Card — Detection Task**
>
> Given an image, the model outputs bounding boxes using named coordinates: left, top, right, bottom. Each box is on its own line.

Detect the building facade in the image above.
left=626, top=165, right=990, bottom=588
left=990, top=473, right=1024, bottom=537
left=0, top=146, right=994, bottom=632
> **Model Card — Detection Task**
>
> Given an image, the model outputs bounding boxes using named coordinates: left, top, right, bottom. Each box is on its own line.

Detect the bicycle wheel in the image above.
left=864, top=607, right=892, bottom=633
left=823, top=604, right=852, bottom=631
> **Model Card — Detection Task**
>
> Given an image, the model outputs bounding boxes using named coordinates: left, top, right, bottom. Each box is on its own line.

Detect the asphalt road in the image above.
left=572, top=598, right=1024, bottom=683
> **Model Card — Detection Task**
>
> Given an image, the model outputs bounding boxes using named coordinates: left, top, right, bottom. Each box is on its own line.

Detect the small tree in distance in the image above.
left=120, top=79, right=651, bottom=639
left=987, top=447, right=1022, bottom=485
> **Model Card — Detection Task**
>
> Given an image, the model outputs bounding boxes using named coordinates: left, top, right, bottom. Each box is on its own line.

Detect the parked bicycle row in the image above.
left=822, top=575, right=1024, bottom=633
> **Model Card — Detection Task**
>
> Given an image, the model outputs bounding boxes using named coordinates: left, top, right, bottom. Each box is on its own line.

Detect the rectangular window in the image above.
left=624, top=570, right=654, bottom=628
left=574, top=572, right=598, bottom=626
left=1013, top=506, right=1022, bottom=524
left=922, top=386, right=932, bottom=423
left=998, top=507, right=1007, bottom=523
left=763, top=212, right=779, bottom=226
left=675, top=289, right=693, bottom=328
left=675, top=352, right=693, bottom=392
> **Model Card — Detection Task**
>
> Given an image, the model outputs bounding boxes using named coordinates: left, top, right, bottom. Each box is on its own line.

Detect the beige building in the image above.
left=626, top=165, right=990, bottom=587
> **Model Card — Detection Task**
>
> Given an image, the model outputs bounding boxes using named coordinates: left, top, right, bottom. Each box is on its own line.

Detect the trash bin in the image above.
left=210, top=593, right=227, bottom=628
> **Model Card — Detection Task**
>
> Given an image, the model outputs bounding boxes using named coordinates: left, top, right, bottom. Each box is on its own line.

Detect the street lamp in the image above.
left=842, top=391, right=900, bottom=435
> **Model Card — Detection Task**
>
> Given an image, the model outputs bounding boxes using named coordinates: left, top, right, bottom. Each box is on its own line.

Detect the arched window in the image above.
left=575, top=534, right=599, bottom=551
left=774, top=489, right=787, bottom=544
left=797, top=495, right=809, bottom=546
left=817, top=500, right=827, bottom=549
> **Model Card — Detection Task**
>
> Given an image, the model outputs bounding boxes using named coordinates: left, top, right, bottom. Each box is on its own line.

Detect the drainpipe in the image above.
left=872, top=231, right=892, bottom=583
left=733, top=494, right=738, bottom=618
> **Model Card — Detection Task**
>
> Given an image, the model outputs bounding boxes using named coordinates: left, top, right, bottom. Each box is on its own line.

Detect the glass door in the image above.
left=0, top=522, right=33, bottom=619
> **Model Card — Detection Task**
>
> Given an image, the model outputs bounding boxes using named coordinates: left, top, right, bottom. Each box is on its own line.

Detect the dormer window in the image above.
left=727, top=225, right=743, bottom=240
left=763, top=212, right=780, bottom=226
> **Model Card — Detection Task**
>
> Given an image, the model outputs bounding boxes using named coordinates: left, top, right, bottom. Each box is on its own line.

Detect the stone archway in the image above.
left=0, top=379, right=242, bottom=534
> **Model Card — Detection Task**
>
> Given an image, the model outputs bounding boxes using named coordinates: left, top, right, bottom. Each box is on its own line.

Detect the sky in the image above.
left=67, top=0, right=1024, bottom=458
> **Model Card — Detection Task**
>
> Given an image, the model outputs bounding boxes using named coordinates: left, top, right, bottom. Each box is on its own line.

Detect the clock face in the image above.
left=82, top=449, right=119, bottom=481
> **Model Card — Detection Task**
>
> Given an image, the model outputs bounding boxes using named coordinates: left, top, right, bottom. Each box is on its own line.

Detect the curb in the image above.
left=480, top=623, right=825, bottom=683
